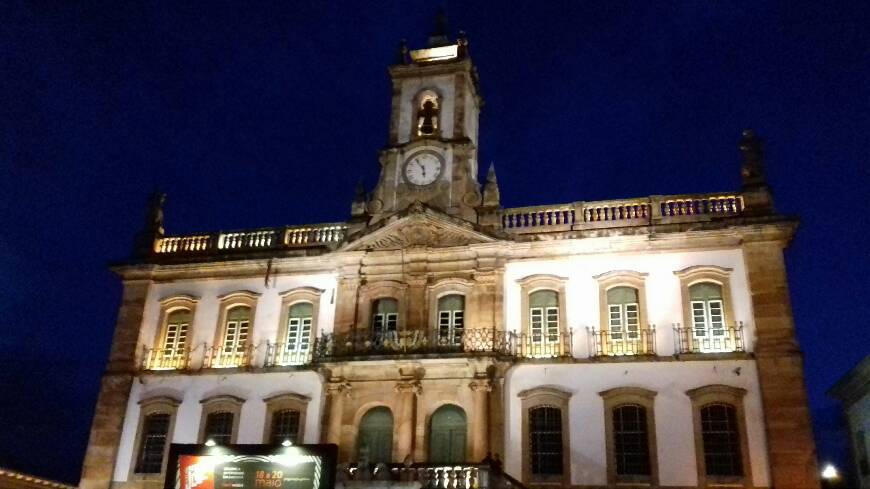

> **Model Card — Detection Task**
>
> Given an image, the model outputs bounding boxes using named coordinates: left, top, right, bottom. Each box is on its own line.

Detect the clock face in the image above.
left=403, top=151, right=444, bottom=186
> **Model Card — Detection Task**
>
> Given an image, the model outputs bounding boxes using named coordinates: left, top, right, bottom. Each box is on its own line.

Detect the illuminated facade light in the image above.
left=204, top=439, right=216, bottom=447
left=820, top=464, right=839, bottom=480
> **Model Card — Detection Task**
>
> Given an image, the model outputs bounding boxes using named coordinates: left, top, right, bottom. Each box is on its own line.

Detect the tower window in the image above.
left=416, top=93, right=440, bottom=136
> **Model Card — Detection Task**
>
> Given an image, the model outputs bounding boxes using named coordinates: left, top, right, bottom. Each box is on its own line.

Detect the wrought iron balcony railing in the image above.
left=140, top=329, right=575, bottom=371
left=673, top=323, right=745, bottom=354
left=203, top=344, right=254, bottom=368
left=336, top=462, right=526, bottom=489
left=587, top=326, right=657, bottom=357
left=141, top=346, right=190, bottom=370
left=264, top=342, right=313, bottom=367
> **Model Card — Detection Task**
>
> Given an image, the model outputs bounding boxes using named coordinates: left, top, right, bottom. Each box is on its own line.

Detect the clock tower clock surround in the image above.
left=364, top=33, right=485, bottom=225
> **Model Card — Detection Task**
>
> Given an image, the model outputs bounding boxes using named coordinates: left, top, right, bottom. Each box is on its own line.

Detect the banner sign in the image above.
left=166, top=444, right=337, bottom=489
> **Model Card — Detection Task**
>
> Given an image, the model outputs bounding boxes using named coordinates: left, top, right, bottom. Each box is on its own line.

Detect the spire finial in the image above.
left=427, top=8, right=450, bottom=47
left=134, top=189, right=166, bottom=258
left=395, top=39, right=409, bottom=65
left=740, top=129, right=766, bottom=188
left=482, top=162, right=500, bottom=207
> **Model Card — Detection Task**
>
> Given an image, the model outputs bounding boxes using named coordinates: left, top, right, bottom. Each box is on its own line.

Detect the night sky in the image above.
left=1, top=1, right=868, bottom=484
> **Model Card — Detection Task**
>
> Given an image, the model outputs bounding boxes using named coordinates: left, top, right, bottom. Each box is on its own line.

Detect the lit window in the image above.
left=286, top=302, right=313, bottom=355
left=690, top=283, right=726, bottom=344
left=529, top=290, right=559, bottom=345
left=437, top=295, right=465, bottom=346
left=416, top=93, right=440, bottom=136
left=223, top=306, right=251, bottom=354
left=607, top=287, right=639, bottom=342
left=135, top=413, right=171, bottom=474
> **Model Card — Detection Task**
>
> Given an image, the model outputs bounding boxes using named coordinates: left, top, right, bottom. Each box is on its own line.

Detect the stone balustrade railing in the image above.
left=501, top=192, right=745, bottom=234
left=152, top=222, right=347, bottom=256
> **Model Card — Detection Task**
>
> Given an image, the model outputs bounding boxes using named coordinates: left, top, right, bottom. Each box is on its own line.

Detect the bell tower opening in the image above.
left=416, top=92, right=440, bottom=137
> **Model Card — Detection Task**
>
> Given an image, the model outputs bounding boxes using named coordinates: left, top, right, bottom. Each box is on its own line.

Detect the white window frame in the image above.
left=223, top=309, right=250, bottom=354
left=438, top=308, right=464, bottom=345
left=530, top=306, right=559, bottom=345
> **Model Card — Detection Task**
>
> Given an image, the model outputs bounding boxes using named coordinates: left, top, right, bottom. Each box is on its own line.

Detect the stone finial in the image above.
left=738, top=129, right=774, bottom=214
left=740, top=129, right=766, bottom=189
left=457, top=30, right=469, bottom=58
left=427, top=8, right=450, bottom=47
left=395, top=39, right=409, bottom=65
left=482, top=162, right=500, bottom=207
left=351, top=180, right=368, bottom=218
left=134, top=190, right=166, bottom=257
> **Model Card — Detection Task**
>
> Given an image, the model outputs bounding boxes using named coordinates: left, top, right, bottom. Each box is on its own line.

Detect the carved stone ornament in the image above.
left=342, top=209, right=496, bottom=251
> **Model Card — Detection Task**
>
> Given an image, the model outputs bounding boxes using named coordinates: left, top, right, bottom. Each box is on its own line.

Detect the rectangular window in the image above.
left=223, top=320, right=249, bottom=353
left=163, top=323, right=188, bottom=352
left=701, top=404, right=743, bottom=477
left=203, top=411, right=234, bottom=445
left=286, top=317, right=312, bottom=352
left=609, top=304, right=624, bottom=340
left=270, top=409, right=301, bottom=445
left=135, top=413, right=171, bottom=474
left=530, top=307, right=544, bottom=343
left=530, top=406, right=563, bottom=477
left=691, top=301, right=708, bottom=337
left=613, top=405, right=651, bottom=477
left=438, top=310, right=464, bottom=345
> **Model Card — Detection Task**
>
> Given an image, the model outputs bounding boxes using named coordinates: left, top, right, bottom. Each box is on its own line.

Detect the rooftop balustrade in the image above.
left=152, top=222, right=347, bottom=257
left=144, top=192, right=746, bottom=258
left=500, top=192, right=745, bottom=234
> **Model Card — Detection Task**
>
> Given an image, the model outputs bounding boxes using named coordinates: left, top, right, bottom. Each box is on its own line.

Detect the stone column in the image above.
left=743, top=239, right=820, bottom=489
left=323, top=382, right=351, bottom=459
left=395, top=381, right=420, bottom=462
left=80, top=279, right=152, bottom=489
left=406, top=275, right=428, bottom=332
left=469, top=379, right=492, bottom=462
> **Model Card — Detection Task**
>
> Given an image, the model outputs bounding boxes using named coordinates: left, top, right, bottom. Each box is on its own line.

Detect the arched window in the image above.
left=270, top=409, right=301, bottom=445
left=286, top=302, right=313, bottom=355
left=437, top=295, right=465, bottom=346
left=371, top=299, right=399, bottom=340
left=416, top=93, right=440, bottom=136
left=700, top=403, right=743, bottom=477
left=358, top=407, right=394, bottom=463
left=135, top=413, right=171, bottom=474
left=203, top=411, right=234, bottom=445
left=607, top=287, right=640, bottom=343
left=612, top=404, right=651, bottom=478
left=162, top=309, right=191, bottom=354
left=689, top=282, right=726, bottom=342
left=223, top=305, right=251, bottom=354
left=429, top=405, right=467, bottom=463
left=529, top=405, right=564, bottom=478
left=529, top=290, right=559, bottom=346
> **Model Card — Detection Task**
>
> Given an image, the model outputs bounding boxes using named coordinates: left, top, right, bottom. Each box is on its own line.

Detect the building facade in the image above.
left=830, top=355, right=870, bottom=488
left=79, top=25, right=820, bottom=489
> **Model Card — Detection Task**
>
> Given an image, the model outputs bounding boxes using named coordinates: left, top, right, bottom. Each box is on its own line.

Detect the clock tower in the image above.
left=360, top=15, right=486, bottom=225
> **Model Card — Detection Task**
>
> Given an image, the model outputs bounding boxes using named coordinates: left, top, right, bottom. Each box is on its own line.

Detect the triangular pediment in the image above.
left=342, top=205, right=498, bottom=251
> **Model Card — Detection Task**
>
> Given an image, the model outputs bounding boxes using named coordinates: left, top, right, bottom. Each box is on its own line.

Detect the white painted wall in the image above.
left=502, top=248, right=756, bottom=355
left=503, top=360, right=771, bottom=487
left=138, top=273, right=338, bottom=359
left=113, top=370, right=324, bottom=482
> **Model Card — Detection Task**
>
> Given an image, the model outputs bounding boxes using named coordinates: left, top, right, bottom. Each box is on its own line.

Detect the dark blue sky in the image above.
left=1, top=1, right=868, bottom=484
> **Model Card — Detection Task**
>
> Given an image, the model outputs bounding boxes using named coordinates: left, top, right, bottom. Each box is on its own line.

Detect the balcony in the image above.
left=337, top=462, right=526, bottom=489
left=139, top=329, right=575, bottom=372
left=203, top=344, right=254, bottom=368
left=264, top=342, right=313, bottom=367
left=141, top=347, right=190, bottom=370
left=673, top=323, right=745, bottom=354
left=587, top=327, right=657, bottom=357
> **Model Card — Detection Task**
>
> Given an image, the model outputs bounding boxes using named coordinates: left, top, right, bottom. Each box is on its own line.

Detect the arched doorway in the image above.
left=429, top=404, right=467, bottom=463
left=357, top=407, right=393, bottom=463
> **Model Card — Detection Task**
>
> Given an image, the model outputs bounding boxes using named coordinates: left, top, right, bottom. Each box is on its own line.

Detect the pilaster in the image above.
left=334, top=276, right=361, bottom=335
left=79, top=279, right=151, bottom=489
left=469, top=378, right=492, bottom=461
left=743, top=239, right=820, bottom=489
left=323, top=381, right=351, bottom=458
left=395, top=381, right=421, bottom=462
